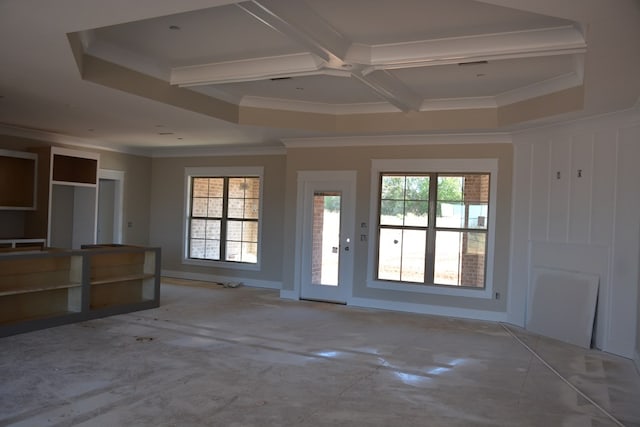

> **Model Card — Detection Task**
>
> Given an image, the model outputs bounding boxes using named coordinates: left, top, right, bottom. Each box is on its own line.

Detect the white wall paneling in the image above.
left=510, top=107, right=640, bottom=358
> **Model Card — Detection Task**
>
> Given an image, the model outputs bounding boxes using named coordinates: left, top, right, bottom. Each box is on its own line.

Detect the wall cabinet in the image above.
left=25, top=146, right=99, bottom=248
left=0, top=149, right=37, bottom=210
left=0, top=245, right=160, bottom=337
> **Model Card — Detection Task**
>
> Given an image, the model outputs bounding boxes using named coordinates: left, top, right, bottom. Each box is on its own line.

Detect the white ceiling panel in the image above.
left=392, top=55, right=577, bottom=99
left=92, top=4, right=303, bottom=67
left=305, top=0, right=573, bottom=45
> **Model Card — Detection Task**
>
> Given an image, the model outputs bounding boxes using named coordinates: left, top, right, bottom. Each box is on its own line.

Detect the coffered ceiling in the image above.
left=0, top=0, right=639, bottom=154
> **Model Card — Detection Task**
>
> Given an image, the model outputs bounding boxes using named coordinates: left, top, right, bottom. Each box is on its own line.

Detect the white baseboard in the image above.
left=279, top=289, right=299, bottom=300
left=161, top=269, right=282, bottom=290
left=348, top=297, right=508, bottom=323
left=634, top=350, right=640, bottom=375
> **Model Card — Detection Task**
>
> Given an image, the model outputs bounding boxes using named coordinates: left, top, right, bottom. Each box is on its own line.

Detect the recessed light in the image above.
left=169, top=25, right=180, bottom=30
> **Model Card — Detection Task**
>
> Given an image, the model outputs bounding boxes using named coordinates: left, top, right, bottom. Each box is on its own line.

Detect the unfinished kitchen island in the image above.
left=0, top=244, right=161, bottom=337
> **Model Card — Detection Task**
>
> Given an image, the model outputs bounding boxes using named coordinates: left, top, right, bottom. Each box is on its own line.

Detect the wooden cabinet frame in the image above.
left=0, top=245, right=160, bottom=337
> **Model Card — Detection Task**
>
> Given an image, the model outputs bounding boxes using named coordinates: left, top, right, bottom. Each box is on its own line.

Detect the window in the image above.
left=184, top=167, right=262, bottom=268
left=371, top=159, right=496, bottom=293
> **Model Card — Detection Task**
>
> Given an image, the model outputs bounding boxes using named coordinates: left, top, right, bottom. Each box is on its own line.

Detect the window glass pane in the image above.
left=378, top=228, right=403, bottom=281
left=227, top=198, right=244, bottom=218
left=228, top=178, right=246, bottom=198
left=190, top=239, right=205, bottom=258
left=242, top=221, right=258, bottom=243
left=434, top=231, right=462, bottom=286
left=244, top=199, right=259, bottom=219
left=208, top=178, right=224, bottom=197
left=434, top=231, right=486, bottom=287
left=462, top=174, right=489, bottom=203
left=468, top=203, right=488, bottom=229
left=193, top=178, right=209, bottom=197
left=242, top=242, right=258, bottom=263
left=226, top=241, right=241, bottom=261
left=190, top=219, right=206, bottom=239
left=380, top=200, right=404, bottom=225
left=192, top=198, right=208, bottom=217
left=405, top=176, right=429, bottom=200
left=400, top=229, right=426, bottom=283
left=205, top=239, right=220, bottom=260
left=436, top=201, right=464, bottom=228
left=437, top=176, right=463, bottom=202
left=205, top=220, right=220, bottom=239
left=226, top=220, right=243, bottom=242
left=404, top=201, right=429, bottom=227
left=244, top=178, right=260, bottom=198
left=381, top=175, right=405, bottom=199
left=207, top=198, right=223, bottom=218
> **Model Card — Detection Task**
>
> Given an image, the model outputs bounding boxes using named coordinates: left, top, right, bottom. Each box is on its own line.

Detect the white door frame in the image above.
left=293, top=170, right=356, bottom=303
left=98, top=169, right=125, bottom=244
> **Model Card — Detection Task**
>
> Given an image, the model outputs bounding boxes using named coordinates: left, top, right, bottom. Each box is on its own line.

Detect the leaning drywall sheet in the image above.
left=527, top=267, right=599, bottom=348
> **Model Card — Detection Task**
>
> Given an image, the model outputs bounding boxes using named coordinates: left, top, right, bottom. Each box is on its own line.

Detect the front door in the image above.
left=297, top=171, right=356, bottom=303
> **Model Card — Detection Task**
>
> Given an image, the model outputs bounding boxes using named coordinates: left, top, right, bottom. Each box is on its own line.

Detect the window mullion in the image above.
left=220, top=177, right=229, bottom=261
left=425, top=173, right=437, bottom=283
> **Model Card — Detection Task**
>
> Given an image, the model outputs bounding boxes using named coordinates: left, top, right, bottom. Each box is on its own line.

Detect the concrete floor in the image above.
left=1, top=280, right=639, bottom=427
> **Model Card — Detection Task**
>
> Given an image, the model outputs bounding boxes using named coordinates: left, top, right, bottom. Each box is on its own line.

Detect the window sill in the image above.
left=367, top=279, right=493, bottom=299
left=182, top=258, right=260, bottom=272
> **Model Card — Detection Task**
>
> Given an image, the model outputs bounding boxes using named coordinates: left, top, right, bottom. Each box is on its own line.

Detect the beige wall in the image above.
left=98, top=151, right=152, bottom=245
left=0, top=134, right=152, bottom=246
left=282, top=142, right=513, bottom=313
left=149, top=154, right=286, bottom=284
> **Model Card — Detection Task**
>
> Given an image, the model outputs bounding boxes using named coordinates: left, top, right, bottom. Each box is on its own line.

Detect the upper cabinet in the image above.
left=0, top=149, right=38, bottom=210
left=51, top=149, right=98, bottom=186
left=25, top=146, right=100, bottom=248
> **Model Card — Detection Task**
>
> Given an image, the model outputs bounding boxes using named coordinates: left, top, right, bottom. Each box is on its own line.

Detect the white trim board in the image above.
left=162, top=269, right=281, bottom=290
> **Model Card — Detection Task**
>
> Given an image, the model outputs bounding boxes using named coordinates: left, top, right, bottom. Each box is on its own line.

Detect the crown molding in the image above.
left=282, top=133, right=512, bottom=148
left=151, top=144, right=286, bottom=158
left=0, top=124, right=151, bottom=156
left=239, top=96, right=396, bottom=114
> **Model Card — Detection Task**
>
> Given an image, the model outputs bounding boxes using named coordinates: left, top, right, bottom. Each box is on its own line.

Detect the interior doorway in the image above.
left=97, top=169, right=124, bottom=244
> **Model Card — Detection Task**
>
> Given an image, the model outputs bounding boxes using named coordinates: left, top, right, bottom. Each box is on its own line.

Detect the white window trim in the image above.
left=183, top=166, right=264, bottom=271
left=367, top=158, right=498, bottom=299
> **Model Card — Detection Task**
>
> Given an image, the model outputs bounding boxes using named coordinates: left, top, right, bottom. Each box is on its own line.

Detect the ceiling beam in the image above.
left=352, top=70, right=423, bottom=112
left=237, top=0, right=351, bottom=66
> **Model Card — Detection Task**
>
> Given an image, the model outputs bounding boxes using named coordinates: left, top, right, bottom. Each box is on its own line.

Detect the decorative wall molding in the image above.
left=282, top=132, right=512, bottom=148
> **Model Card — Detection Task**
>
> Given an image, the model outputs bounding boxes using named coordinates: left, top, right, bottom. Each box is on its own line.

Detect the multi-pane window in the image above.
left=377, top=173, right=490, bottom=288
left=188, top=176, right=260, bottom=264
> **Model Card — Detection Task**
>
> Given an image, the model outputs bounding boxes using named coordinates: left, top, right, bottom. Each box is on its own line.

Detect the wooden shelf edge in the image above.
left=0, top=283, right=81, bottom=297
left=90, top=273, right=156, bottom=286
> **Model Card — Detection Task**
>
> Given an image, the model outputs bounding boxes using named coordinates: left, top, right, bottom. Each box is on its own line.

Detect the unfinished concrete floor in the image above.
left=1, top=280, right=639, bottom=427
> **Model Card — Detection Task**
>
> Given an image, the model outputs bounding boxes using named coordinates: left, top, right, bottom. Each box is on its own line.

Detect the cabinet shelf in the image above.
left=0, top=245, right=160, bottom=335
left=0, top=282, right=81, bottom=297
left=91, top=273, right=155, bottom=286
